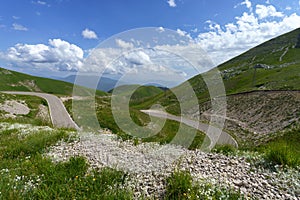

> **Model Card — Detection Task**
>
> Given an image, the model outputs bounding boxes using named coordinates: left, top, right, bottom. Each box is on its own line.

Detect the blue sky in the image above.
left=0, top=0, right=300, bottom=83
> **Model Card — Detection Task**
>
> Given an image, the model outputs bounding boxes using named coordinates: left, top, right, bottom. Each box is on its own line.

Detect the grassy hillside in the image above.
left=139, top=28, right=300, bottom=112
left=0, top=67, right=106, bottom=96
left=134, top=28, right=300, bottom=148
left=198, top=28, right=300, bottom=95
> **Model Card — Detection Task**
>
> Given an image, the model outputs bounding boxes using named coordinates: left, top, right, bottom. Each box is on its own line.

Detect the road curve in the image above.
left=141, top=109, right=238, bottom=149
left=2, top=91, right=79, bottom=130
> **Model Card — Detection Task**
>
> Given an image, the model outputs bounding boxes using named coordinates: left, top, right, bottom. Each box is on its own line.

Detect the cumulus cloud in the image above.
left=12, top=23, right=28, bottom=31
left=196, top=6, right=300, bottom=65
left=176, top=29, right=187, bottom=37
left=115, top=39, right=134, bottom=49
left=124, top=51, right=152, bottom=66
left=0, top=39, right=83, bottom=71
left=167, top=0, right=176, bottom=7
left=82, top=28, right=98, bottom=39
left=255, top=4, right=284, bottom=19
left=239, top=0, right=252, bottom=11
left=157, top=27, right=165, bottom=33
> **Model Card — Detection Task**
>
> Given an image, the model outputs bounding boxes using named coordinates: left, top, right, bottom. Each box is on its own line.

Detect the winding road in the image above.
left=2, top=92, right=79, bottom=130
left=1, top=91, right=237, bottom=148
left=141, top=109, right=238, bottom=149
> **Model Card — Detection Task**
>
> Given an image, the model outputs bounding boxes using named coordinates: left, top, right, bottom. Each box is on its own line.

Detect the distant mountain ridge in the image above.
left=56, top=75, right=120, bottom=92
left=0, top=67, right=106, bottom=96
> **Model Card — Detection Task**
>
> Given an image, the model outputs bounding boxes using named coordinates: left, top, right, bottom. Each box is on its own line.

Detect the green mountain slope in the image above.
left=137, top=28, right=300, bottom=147
left=109, top=84, right=164, bottom=105
left=0, top=67, right=106, bottom=96
left=143, top=28, right=300, bottom=111
left=218, top=28, right=300, bottom=93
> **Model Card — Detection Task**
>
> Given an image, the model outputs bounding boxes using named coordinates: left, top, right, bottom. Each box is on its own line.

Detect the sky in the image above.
left=0, top=0, right=300, bottom=85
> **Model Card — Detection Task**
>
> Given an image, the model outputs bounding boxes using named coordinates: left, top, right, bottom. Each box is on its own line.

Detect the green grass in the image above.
left=165, top=170, right=245, bottom=200
left=0, top=126, right=132, bottom=200
left=256, top=128, right=300, bottom=168
left=212, top=144, right=237, bottom=156
left=0, top=124, right=240, bottom=200
left=110, top=84, right=164, bottom=106
left=64, top=96, right=208, bottom=149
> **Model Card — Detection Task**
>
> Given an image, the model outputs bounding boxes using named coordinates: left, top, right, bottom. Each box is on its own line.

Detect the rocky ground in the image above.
left=46, top=131, right=300, bottom=200
left=188, top=91, right=300, bottom=146
left=0, top=100, right=30, bottom=118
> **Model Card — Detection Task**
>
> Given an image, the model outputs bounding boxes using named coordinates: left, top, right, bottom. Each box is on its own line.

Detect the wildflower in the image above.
left=93, top=178, right=96, bottom=181
left=75, top=176, right=78, bottom=179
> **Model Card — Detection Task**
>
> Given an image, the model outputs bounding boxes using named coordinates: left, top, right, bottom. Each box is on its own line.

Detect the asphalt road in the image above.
left=141, top=109, right=238, bottom=149
left=2, top=91, right=79, bottom=130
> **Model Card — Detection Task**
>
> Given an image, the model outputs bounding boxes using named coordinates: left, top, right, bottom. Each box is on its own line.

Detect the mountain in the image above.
left=57, top=75, right=123, bottom=92
left=0, top=67, right=106, bottom=96
left=138, top=28, right=300, bottom=147
left=57, top=75, right=170, bottom=92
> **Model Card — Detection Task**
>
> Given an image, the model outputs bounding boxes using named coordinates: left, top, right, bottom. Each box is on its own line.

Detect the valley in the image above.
left=0, top=28, right=300, bottom=199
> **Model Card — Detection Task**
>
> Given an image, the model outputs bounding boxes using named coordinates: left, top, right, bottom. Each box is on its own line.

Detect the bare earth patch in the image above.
left=0, top=100, right=30, bottom=118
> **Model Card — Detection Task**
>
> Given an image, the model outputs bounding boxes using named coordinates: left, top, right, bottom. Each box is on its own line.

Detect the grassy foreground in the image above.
left=0, top=127, right=132, bottom=200
left=0, top=124, right=246, bottom=200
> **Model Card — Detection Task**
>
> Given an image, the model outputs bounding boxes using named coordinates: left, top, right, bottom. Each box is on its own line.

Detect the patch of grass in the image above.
left=0, top=126, right=132, bottom=200
left=0, top=129, right=68, bottom=159
left=165, top=170, right=245, bottom=200
left=213, top=144, right=237, bottom=156
left=248, top=128, right=300, bottom=169
left=165, top=170, right=192, bottom=199
left=264, top=145, right=298, bottom=168
left=26, top=157, right=131, bottom=200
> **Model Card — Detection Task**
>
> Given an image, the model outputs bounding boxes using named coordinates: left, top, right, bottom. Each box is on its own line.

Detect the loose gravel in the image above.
left=46, top=131, right=300, bottom=200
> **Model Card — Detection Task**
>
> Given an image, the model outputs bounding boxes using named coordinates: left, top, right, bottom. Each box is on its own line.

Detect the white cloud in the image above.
left=124, top=51, right=152, bottom=66
left=255, top=4, right=284, bottom=19
left=0, top=39, right=83, bottom=71
left=240, top=0, right=252, bottom=11
left=115, top=39, right=134, bottom=49
left=32, top=0, right=50, bottom=6
left=12, top=23, right=28, bottom=31
left=157, top=27, right=165, bottom=33
left=37, top=1, right=46, bottom=5
left=191, top=28, right=198, bottom=33
left=196, top=9, right=300, bottom=65
left=176, top=29, right=187, bottom=37
left=12, top=16, right=20, bottom=20
left=167, top=0, right=176, bottom=7
left=81, top=28, right=98, bottom=39
left=285, top=6, right=292, bottom=11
